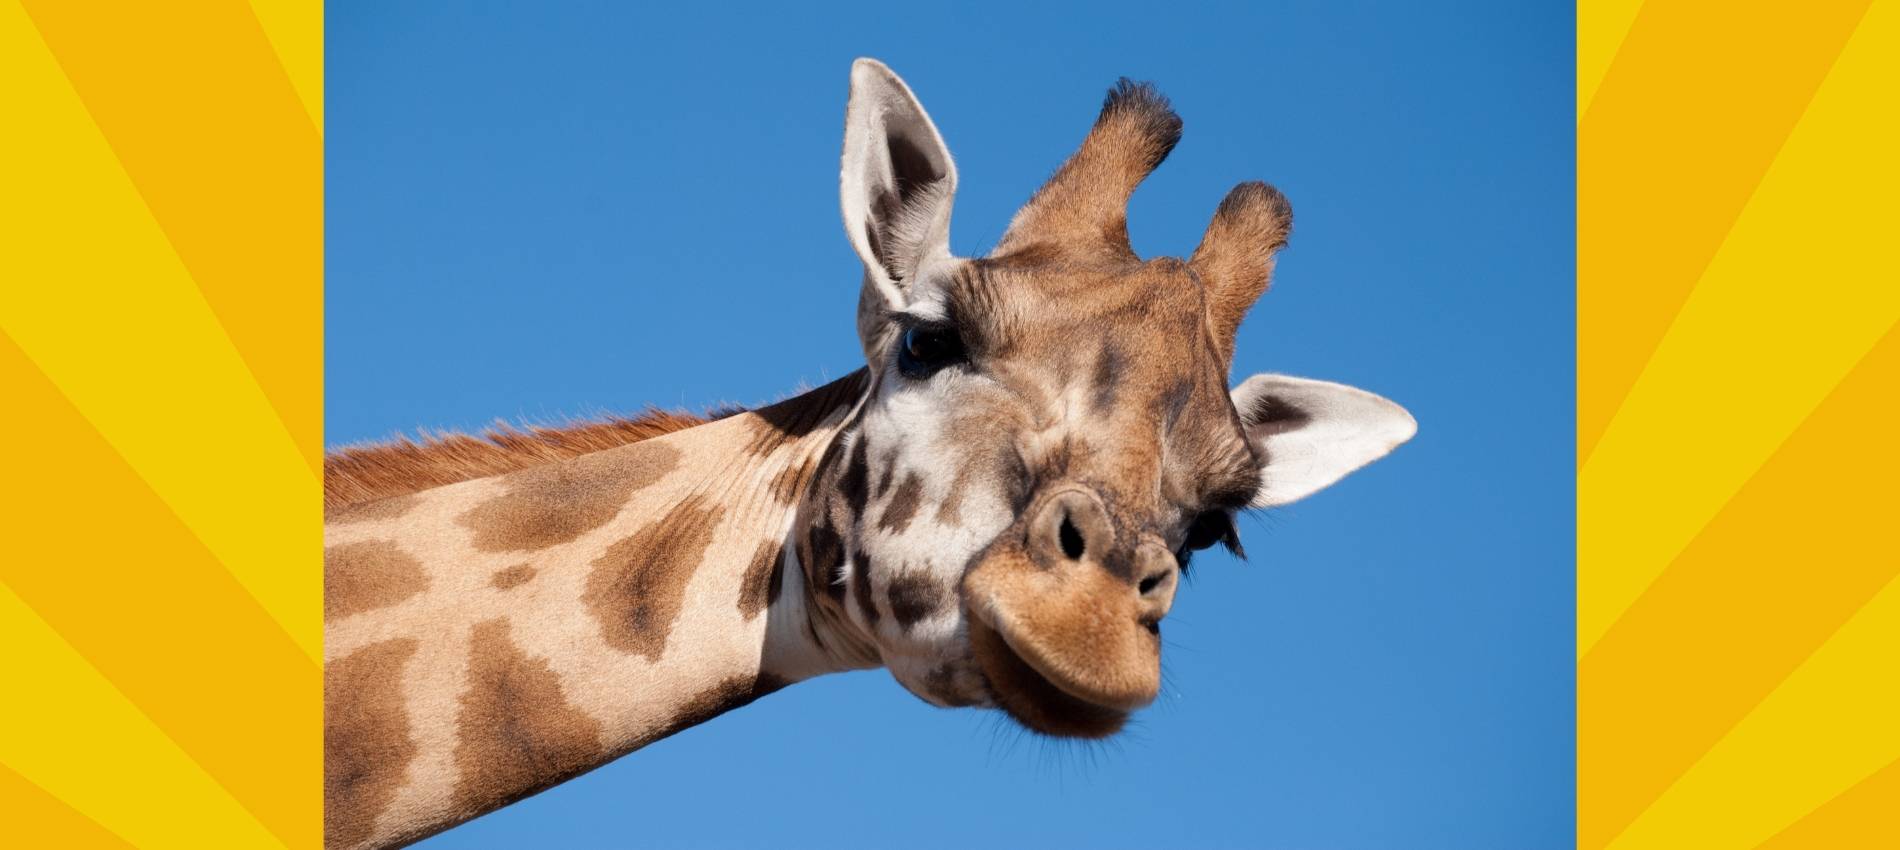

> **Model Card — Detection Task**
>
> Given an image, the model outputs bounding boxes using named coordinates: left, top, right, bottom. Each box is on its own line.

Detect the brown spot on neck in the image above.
left=459, top=442, right=681, bottom=553
left=766, top=455, right=816, bottom=505
left=453, top=619, right=608, bottom=818
left=325, top=541, right=428, bottom=620
left=804, top=516, right=846, bottom=604
left=325, top=638, right=420, bottom=849
left=583, top=495, right=722, bottom=659
left=738, top=540, right=782, bottom=620
left=490, top=564, right=537, bottom=590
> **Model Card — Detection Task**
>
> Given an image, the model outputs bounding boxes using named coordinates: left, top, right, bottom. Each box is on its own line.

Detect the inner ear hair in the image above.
left=1242, top=388, right=1311, bottom=436
left=840, top=59, right=958, bottom=293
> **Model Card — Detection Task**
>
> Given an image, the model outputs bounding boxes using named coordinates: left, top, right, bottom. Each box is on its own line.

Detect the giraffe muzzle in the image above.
left=961, top=486, right=1176, bottom=735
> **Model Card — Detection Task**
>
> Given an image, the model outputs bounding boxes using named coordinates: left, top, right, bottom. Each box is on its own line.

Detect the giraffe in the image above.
left=323, top=59, right=1416, bottom=848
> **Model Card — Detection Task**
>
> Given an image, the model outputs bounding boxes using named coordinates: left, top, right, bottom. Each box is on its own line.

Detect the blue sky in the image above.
left=328, top=1, right=1573, bottom=847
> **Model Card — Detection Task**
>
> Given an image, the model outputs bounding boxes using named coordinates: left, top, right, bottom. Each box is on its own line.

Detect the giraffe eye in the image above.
left=1182, top=511, right=1233, bottom=551
left=1177, top=510, right=1239, bottom=570
left=896, top=325, right=965, bottom=379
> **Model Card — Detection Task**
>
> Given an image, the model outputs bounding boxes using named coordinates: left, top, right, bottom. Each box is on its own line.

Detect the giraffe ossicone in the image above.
left=324, top=58, right=1416, bottom=849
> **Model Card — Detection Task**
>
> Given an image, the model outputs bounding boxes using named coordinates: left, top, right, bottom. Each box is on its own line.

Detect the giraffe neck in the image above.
left=323, top=371, right=876, bottom=850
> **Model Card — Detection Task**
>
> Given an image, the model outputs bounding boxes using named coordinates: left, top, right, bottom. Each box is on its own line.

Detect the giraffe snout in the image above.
left=1025, top=487, right=1180, bottom=624
left=961, top=485, right=1169, bottom=734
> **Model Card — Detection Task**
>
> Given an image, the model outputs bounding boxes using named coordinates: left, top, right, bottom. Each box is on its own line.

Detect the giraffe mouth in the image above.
left=967, top=613, right=1129, bottom=738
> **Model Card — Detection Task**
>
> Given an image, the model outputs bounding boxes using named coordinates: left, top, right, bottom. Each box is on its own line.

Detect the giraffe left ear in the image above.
left=839, top=58, right=957, bottom=307
left=1233, top=373, right=1416, bottom=508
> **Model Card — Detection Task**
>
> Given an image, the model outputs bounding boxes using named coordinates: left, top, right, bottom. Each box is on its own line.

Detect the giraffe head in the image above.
left=815, top=60, right=1415, bottom=737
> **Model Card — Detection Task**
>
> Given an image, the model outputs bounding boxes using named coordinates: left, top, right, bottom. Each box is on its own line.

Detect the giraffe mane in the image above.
left=323, top=406, right=744, bottom=511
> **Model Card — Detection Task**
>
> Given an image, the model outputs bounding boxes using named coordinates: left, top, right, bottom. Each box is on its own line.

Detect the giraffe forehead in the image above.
left=942, top=258, right=1215, bottom=374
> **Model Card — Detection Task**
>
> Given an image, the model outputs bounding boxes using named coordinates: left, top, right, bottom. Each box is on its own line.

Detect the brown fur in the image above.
left=737, top=540, right=781, bottom=619
left=743, top=371, right=871, bottom=457
left=1190, top=181, right=1293, bottom=364
left=803, top=515, right=847, bottom=604
left=489, top=564, right=536, bottom=590
left=327, top=493, right=421, bottom=525
left=325, top=408, right=735, bottom=511
left=852, top=549, right=880, bottom=626
left=923, top=665, right=981, bottom=708
left=583, top=495, right=722, bottom=660
left=325, top=541, right=429, bottom=620
left=969, top=616, right=1125, bottom=738
left=877, top=472, right=925, bottom=533
left=887, top=572, right=944, bottom=631
left=767, top=455, right=816, bottom=505
left=324, top=638, right=421, bottom=849
left=458, top=442, right=681, bottom=553
left=452, top=619, right=607, bottom=817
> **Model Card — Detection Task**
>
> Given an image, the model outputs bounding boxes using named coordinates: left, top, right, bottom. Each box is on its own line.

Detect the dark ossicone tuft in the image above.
left=1098, top=78, right=1183, bottom=173
left=1213, top=180, right=1294, bottom=250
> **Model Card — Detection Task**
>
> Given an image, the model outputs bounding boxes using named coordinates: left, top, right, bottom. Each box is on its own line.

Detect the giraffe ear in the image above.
left=1233, top=373, right=1416, bottom=508
left=839, top=58, right=957, bottom=309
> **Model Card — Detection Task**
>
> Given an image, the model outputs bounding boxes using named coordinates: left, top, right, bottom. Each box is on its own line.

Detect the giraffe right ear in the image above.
left=840, top=58, right=957, bottom=310
left=1233, top=373, right=1417, bottom=508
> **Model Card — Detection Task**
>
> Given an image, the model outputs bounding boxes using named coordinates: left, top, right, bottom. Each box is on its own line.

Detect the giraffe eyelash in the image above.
left=1176, top=510, right=1242, bottom=573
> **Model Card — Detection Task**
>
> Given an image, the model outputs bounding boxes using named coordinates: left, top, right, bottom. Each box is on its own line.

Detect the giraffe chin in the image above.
left=959, top=538, right=1165, bottom=737
left=968, top=615, right=1130, bottom=739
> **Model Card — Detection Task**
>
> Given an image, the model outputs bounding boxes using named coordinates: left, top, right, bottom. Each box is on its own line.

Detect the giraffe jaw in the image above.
left=966, top=613, right=1129, bottom=739
left=960, top=543, right=1162, bottom=738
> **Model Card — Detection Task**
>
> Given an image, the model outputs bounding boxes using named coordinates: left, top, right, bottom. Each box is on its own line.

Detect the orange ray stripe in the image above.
left=1753, top=755, right=1900, bottom=849
left=1578, top=319, right=1900, bottom=848
left=1577, top=1, right=1868, bottom=462
left=18, top=0, right=322, bottom=471
left=0, top=762, right=135, bottom=849
left=0, top=335, right=316, bottom=848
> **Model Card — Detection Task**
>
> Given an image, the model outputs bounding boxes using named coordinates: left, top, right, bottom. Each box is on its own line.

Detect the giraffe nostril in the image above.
left=1058, top=513, right=1086, bottom=560
left=1135, top=554, right=1178, bottom=606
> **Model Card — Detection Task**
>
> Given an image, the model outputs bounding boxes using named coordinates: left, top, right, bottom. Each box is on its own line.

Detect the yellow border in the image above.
left=1580, top=0, right=1899, bottom=846
left=2, top=1, right=320, bottom=846
left=4, top=1, right=1897, bottom=846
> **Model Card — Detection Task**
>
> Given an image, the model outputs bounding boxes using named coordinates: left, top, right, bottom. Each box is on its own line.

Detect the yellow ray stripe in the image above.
left=0, top=764, right=135, bottom=849
left=246, top=0, right=324, bottom=130
left=1754, top=754, right=1900, bottom=849
left=1577, top=1, right=1868, bottom=462
left=1578, top=317, right=1900, bottom=847
left=18, top=0, right=323, bottom=471
left=1575, top=0, right=1644, bottom=119
left=0, top=1, right=319, bottom=661
left=1606, top=573, right=1900, bottom=849
left=0, top=335, right=316, bottom=847
left=0, top=583, right=285, bottom=849
left=1577, top=0, right=1896, bottom=655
